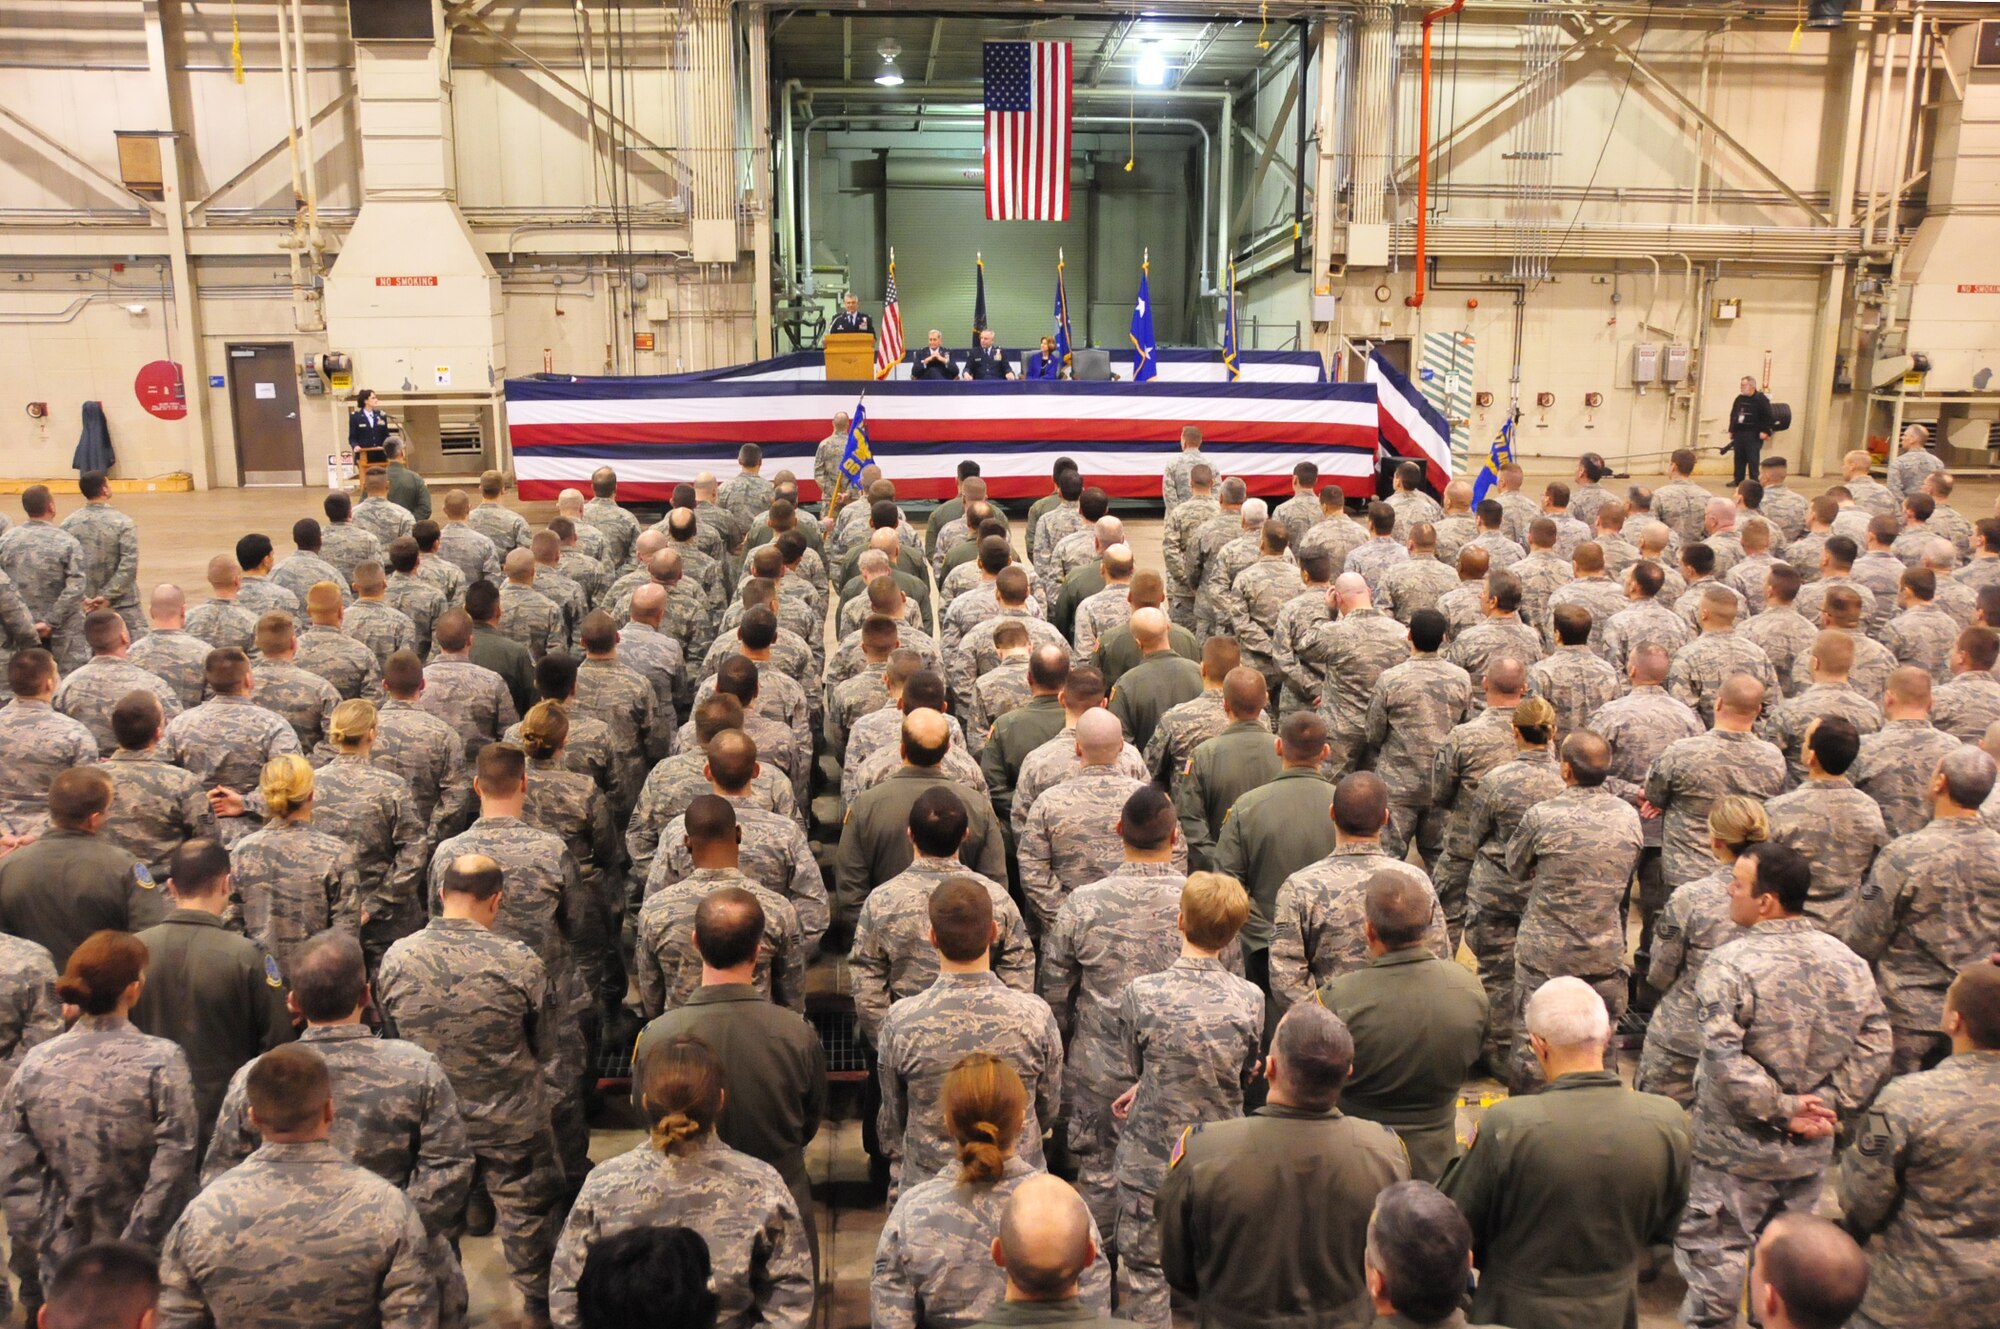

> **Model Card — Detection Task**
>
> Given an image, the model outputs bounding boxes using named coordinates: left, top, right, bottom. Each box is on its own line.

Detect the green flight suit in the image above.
left=1050, top=565, right=1105, bottom=641
left=1094, top=622, right=1200, bottom=688
left=1439, top=1070, right=1690, bottom=1329
left=1108, top=652, right=1204, bottom=754
left=1210, top=767, right=1339, bottom=957
left=468, top=622, right=535, bottom=718
left=384, top=462, right=432, bottom=521
left=1175, top=720, right=1282, bottom=873
left=979, top=694, right=1068, bottom=826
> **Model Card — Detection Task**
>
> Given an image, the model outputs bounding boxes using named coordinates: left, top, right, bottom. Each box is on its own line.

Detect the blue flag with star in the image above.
left=973, top=257, right=988, bottom=338
left=839, top=402, right=873, bottom=491
left=1053, top=254, right=1073, bottom=371
left=1472, top=416, right=1513, bottom=508
left=1128, top=256, right=1158, bottom=382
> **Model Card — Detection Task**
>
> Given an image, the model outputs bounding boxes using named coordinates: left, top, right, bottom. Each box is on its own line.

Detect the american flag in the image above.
left=874, top=252, right=905, bottom=379
left=984, top=41, right=1072, bottom=221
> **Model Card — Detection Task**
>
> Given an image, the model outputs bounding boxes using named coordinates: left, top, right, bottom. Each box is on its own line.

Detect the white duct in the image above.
left=322, top=0, right=504, bottom=399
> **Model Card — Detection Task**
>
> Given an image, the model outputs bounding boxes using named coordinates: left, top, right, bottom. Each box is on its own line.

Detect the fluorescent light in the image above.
left=876, top=38, right=903, bottom=87
left=1136, top=44, right=1168, bottom=86
left=875, top=67, right=904, bottom=86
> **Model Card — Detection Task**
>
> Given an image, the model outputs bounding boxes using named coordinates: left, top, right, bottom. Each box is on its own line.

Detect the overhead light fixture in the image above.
left=875, top=38, right=905, bottom=86
left=1136, top=41, right=1168, bottom=87
left=123, top=302, right=147, bottom=315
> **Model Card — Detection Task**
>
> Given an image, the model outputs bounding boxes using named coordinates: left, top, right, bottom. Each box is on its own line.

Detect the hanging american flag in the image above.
left=874, top=251, right=905, bottom=379
left=984, top=40, right=1073, bottom=221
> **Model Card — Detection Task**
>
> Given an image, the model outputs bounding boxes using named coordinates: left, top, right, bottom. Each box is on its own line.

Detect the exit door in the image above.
left=226, top=343, right=305, bottom=486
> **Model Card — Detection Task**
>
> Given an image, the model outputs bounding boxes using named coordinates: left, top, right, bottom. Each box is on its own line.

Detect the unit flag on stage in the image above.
left=1053, top=251, right=1074, bottom=371
left=1129, top=252, right=1158, bottom=383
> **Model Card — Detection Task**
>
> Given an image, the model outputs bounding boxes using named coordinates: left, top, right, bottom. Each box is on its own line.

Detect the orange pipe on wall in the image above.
left=1406, top=0, right=1467, bottom=308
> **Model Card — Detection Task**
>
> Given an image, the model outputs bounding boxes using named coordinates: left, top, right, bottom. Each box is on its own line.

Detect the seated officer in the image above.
left=962, top=329, right=1016, bottom=382
left=910, top=331, right=959, bottom=381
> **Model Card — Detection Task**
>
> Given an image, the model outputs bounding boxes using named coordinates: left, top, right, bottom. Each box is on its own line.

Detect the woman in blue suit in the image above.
left=347, top=388, right=389, bottom=464
left=1023, top=336, right=1065, bottom=381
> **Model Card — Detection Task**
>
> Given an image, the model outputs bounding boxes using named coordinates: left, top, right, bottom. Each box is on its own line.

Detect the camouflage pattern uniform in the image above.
left=577, top=657, right=664, bottom=813
left=52, top=656, right=183, bottom=756
left=1651, top=478, right=1712, bottom=547
left=848, top=739, right=987, bottom=815
left=1073, top=584, right=1136, bottom=660
left=851, top=860, right=1033, bottom=1041
left=1363, top=652, right=1470, bottom=865
left=1162, top=450, right=1210, bottom=510
left=1835, top=1050, right=2000, bottom=1329
left=626, top=756, right=797, bottom=886
left=1595, top=531, right=1644, bottom=580
left=0, top=700, right=95, bottom=835
left=1506, top=784, right=1645, bottom=1089
left=469, top=503, right=532, bottom=557
left=1430, top=515, right=1479, bottom=568
left=1494, top=490, right=1542, bottom=547
left=1462, top=532, right=1527, bottom=569
left=827, top=664, right=891, bottom=763
left=1142, top=690, right=1235, bottom=790
left=557, top=548, right=610, bottom=608
left=1701, top=530, right=1747, bottom=580
left=1794, top=575, right=1880, bottom=633
left=1317, top=606, right=1410, bottom=775
left=581, top=497, right=642, bottom=570
left=373, top=699, right=475, bottom=841
left=352, top=495, right=417, bottom=547
left=1931, top=669, right=2000, bottom=743
left=315, top=754, right=428, bottom=948
left=295, top=624, right=381, bottom=700
left=99, top=749, right=217, bottom=881
left=1341, top=536, right=1410, bottom=598
left=1428, top=704, right=1523, bottom=945
left=1725, top=553, right=1780, bottom=616
left=271, top=551, right=350, bottom=607
left=646, top=806, right=826, bottom=947
left=1112, top=955, right=1264, bottom=1329
left=1010, top=733, right=1151, bottom=837
left=876, top=972, right=1063, bottom=1192
left=345, top=600, right=418, bottom=669
left=183, top=598, right=258, bottom=653
left=0, top=520, right=85, bottom=666
left=159, top=695, right=301, bottom=846
left=1844, top=815, right=2000, bottom=1074
left=1645, top=728, right=1786, bottom=889
left=633, top=867, right=806, bottom=1015
left=1675, top=918, right=1891, bottom=1329
left=1759, top=485, right=1810, bottom=542
left=1782, top=531, right=1830, bottom=583
left=1037, top=861, right=1190, bottom=1240
left=228, top=818, right=363, bottom=974
left=319, top=523, right=384, bottom=588
left=0, top=937, right=59, bottom=1095
left=1666, top=631, right=1778, bottom=728
left=1636, top=869, right=1748, bottom=1106
left=717, top=472, right=775, bottom=533
left=1887, top=446, right=1945, bottom=507
left=1765, top=778, right=1889, bottom=934
left=1268, top=843, right=1450, bottom=1012
left=1757, top=684, right=1884, bottom=785
left=383, top=573, right=447, bottom=656
left=376, top=917, right=567, bottom=1317
left=250, top=659, right=342, bottom=751
left=615, top=621, right=687, bottom=719
left=1457, top=747, right=1567, bottom=1066
left=434, top=523, right=502, bottom=588
left=1527, top=645, right=1624, bottom=738
left=235, top=575, right=300, bottom=620
left=842, top=708, right=971, bottom=801
left=1674, top=579, right=1749, bottom=630
left=126, top=629, right=209, bottom=710
left=1742, top=604, right=1819, bottom=697
left=1299, top=512, right=1372, bottom=578
left=59, top=502, right=144, bottom=642
left=412, top=554, right=466, bottom=607
left=968, top=657, right=1034, bottom=752
left=1444, top=614, right=1545, bottom=711
left=1271, top=588, right=1335, bottom=717
left=1227, top=557, right=1307, bottom=692
left=0, top=1014, right=198, bottom=1284
left=1851, top=718, right=1965, bottom=838
left=1385, top=489, right=1445, bottom=540
left=494, top=582, right=562, bottom=660
left=159, top=1140, right=438, bottom=1329
left=418, top=658, right=519, bottom=759
left=1018, top=768, right=1171, bottom=933
left=1789, top=628, right=1895, bottom=703
left=1509, top=551, right=1574, bottom=641
left=871, top=1155, right=1111, bottom=1329
left=1601, top=599, right=1694, bottom=675
left=1195, top=530, right=1267, bottom=639
left=1376, top=558, right=1458, bottom=627
left=946, top=616, right=1065, bottom=713
left=1271, top=492, right=1322, bottom=549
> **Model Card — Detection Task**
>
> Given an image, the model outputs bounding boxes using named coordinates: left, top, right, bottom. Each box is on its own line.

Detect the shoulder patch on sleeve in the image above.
left=1183, top=757, right=1195, bottom=777
left=133, top=863, right=156, bottom=890
left=1857, top=1109, right=1893, bottom=1157
left=263, top=955, right=284, bottom=989
left=1169, top=1124, right=1195, bottom=1170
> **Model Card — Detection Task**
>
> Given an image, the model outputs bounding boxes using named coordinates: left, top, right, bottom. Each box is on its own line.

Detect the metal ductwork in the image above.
left=323, top=0, right=506, bottom=465
left=1808, top=0, right=1849, bottom=31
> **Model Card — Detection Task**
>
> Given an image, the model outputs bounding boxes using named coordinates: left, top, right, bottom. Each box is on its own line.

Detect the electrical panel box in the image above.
left=1662, top=344, right=1691, bottom=383
left=644, top=298, right=674, bottom=324
left=1632, top=343, right=1662, bottom=384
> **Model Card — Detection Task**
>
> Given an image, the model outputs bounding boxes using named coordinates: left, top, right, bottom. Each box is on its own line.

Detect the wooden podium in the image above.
left=824, top=332, right=877, bottom=381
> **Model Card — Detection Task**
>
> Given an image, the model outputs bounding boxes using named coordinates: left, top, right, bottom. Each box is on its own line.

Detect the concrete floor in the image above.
left=33, top=467, right=1980, bottom=1329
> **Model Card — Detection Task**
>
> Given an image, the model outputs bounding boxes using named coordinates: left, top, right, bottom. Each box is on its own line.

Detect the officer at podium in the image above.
left=827, top=292, right=874, bottom=337
left=962, top=328, right=1015, bottom=381
left=911, top=330, right=959, bottom=381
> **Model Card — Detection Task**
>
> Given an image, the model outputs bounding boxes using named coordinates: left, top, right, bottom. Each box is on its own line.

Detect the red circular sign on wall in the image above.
left=135, top=359, right=188, bottom=420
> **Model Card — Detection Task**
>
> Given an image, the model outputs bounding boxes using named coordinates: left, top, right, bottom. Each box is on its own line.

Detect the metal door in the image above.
left=226, top=343, right=305, bottom=486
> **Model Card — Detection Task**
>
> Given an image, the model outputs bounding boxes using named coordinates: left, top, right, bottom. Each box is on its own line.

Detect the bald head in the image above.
left=503, top=548, right=535, bottom=583
left=1075, top=709, right=1124, bottom=764
left=1222, top=666, right=1267, bottom=720
left=902, top=708, right=950, bottom=766
left=1131, top=607, right=1169, bottom=648
left=147, top=584, right=186, bottom=627
left=1628, top=642, right=1671, bottom=686
left=1485, top=656, right=1527, bottom=703
left=1094, top=515, right=1124, bottom=550
left=995, top=1174, right=1097, bottom=1300
left=1716, top=673, right=1767, bottom=724
left=1333, top=572, right=1371, bottom=612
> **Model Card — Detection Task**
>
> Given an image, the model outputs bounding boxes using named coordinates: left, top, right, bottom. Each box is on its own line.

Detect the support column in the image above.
left=142, top=0, right=216, bottom=489
left=1801, top=8, right=1874, bottom=476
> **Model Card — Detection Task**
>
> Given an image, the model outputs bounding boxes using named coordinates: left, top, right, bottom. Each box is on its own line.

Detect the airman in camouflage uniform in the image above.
left=1427, top=663, right=1526, bottom=947
left=1601, top=569, right=1694, bottom=675
left=127, top=622, right=209, bottom=711
left=0, top=506, right=86, bottom=668
left=1882, top=581, right=1961, bottom=684
left=377, top=871, right=568, bottom=1321
left=1143, top=685, right=1241, bottom=791
left=1766, top=725, right=1889, bottom=935
left=353, top=492, right=417, bottom=548
left=1271, top=573, right=1335, bottom=718
left=946, top=607, right=1064, bottom=712
left=1376, top=532, right=1458, bottom=626
left=1113, top=929, right=1264, bottom=1329
left=1198, top=505, right=1279, bottom=640
left=1225, top=531, right=1306, bottom=695
left=1384, top=473, right=1444, bottom=542
left=0, top=937, right=59, bottom=1096
left=319, top=515, right=385, bottom=592
left=1650, top=457, right=1711, bottom=546
left=0, top=1008, right=198, bottom=1293
left=969, top=652, right=1034, bottom=752
left=373, top=686, right=475, bottom=841
left=582, top=486, right=643, bottom=570
left=384, top=566, right=447, bottom=658
left=829, top=655, right=893, bottom=762
left=1757, top=638, right=1886, bottom=785
left=1851, top=677, right=1966, bottom=837
left=162, top=1125, right=439, bottom=1329
left=1018, top=742, right=1172, bottom=934
left=1342, top=507, right=1412, bottom=599
left=1444, top=575, right=1546, bottom=710
left=853, top=845, right=1034, bottom=1041
left=1269, top=789, right=1451, bottom=1013
left=229, top=816, right=363, bottom=974
left=1527, top=612, right=1624, bottom=739
left=626, top=749, right=798, bottom=886
left=635, top=867, right=806, bottom=1015
left=1011, top=723, right=1150, bottom=838
left=0, top=672, right=92, bottom=834
left=184, top=596, right=258, bottom=655
left=272, top=543, right=350, bottom=609
left=1932, top=634, right=2000, bottom=741
left=428, top=814, right=588, bottom=1033
left=877, top=961, right=1063, bottom=1192
left=60, top=488, right=144, bottom=645
left=647, top=806, right=826, bottom=947
left=1638, top=864, right=1748, bottom=1106
left=1742, top=570, right=1819, bottom=697
left=296, top=613, right=382, bottom=701
left=1844, top=752, right=2000, bottom=1074
left=496, top=574, right=564, bottom=661
left=1317, top=576, right=1410, bottom=776
left=250, top=649, right=343, bottom=752
left=1834, top=964, right=2000, bottom=1329
left=469, top=487, right=532, bottom=557
left=316, top=749, right=428, bottom=950
left=1667, top=590, right=1779, bottom=727
left=1543, top=548, right=1628, bottom=653
left=1645, top=678, right=1786, bottom=889
left=1509, top=528, right=1575, bottom=634
left=160, top=675, right=302, bottom=848
left=345, top=594, right=418, bottom=670
left=420, top=650, right=520, bottom=760
left=52, top=638, right=183, bottom=757
left=1162, top=478, right=1220, bottom=629
left=1675, top=847, right=1891, bottom=1329
left=236, top=565, right=302, bottom=619
left=1162, top=433, right=1210, bottom=511
left=1360, top=616, right=1469, bottom=868
left=101, top=746, right=216, bottom=882
left=1300, top=496, right=1372, bottom=574
left=1505, top=743, right=1645, bottom=1090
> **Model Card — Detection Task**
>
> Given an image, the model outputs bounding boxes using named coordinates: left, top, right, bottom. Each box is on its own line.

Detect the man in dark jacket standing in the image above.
left=132, top=838, right=294, bottom=1151
left=1727, top=375, right=1775, bottom=485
